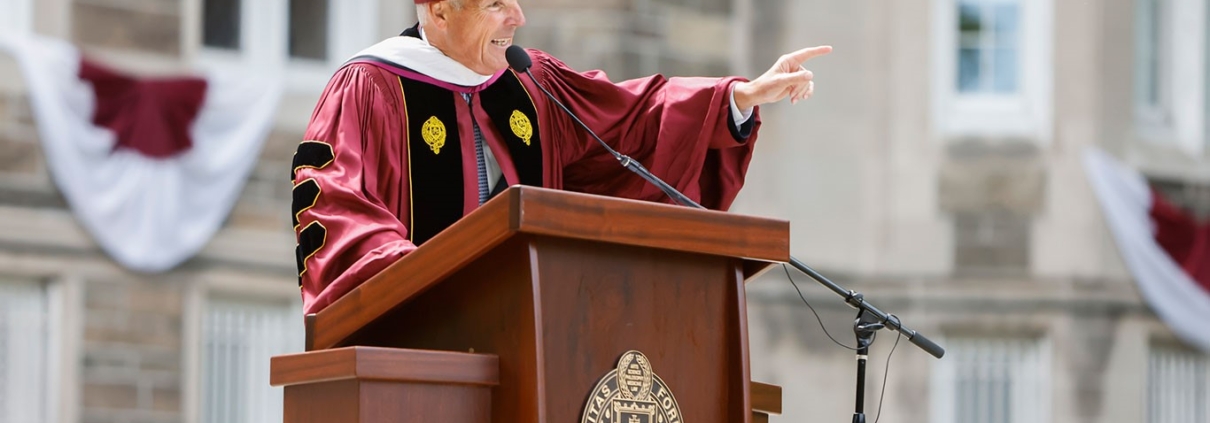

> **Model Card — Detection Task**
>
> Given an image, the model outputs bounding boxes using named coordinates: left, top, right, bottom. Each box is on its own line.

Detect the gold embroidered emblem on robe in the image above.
left=510, top=110, right=533, bottom=146
left=421, top=116, right=447, bottom=154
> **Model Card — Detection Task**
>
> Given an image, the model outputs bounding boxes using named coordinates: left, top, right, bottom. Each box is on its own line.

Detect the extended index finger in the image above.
left=786, top=46, right=833, bottom=64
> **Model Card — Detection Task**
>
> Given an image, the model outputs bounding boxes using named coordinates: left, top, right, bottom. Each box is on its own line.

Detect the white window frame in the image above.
left=186, top=0, right=381, bottom=93
left=183, top=277, right=303, bottom=423
left=0, top=0, right=34, bottom=35
left=0, top=280, right=48, bottom=423
left=1134, top=0, right=1206, bottom=155
left=1147, top=343, right=1209, bottom=423
left=199, top=297, right=302, bottom=423
left=931, top=0, right=1053, bottom=141
left=930, top=336, right=1051, bottom=423
left=0, top=277, right=80, bottom=423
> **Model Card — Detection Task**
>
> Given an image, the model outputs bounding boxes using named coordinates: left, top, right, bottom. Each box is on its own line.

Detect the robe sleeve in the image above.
left=529, top=50, right=761, bottom=210
left=292, top=64, right=416, bottom=314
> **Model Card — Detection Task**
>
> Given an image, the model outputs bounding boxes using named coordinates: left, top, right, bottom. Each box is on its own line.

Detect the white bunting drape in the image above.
left=0, top=34, right=282, bottom=272
left=1083, top=147, right=1210, bottom=353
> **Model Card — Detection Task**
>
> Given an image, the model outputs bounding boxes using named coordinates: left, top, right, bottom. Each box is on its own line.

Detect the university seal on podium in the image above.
left=580, top=350, right=684, bottom=423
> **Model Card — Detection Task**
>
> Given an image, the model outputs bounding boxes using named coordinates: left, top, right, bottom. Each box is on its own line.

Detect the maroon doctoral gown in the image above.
left=292, top=46, right=762, bottom=314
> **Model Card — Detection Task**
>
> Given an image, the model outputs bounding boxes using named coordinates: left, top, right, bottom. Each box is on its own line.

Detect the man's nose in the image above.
left=508, top=3, right=526, bottom=27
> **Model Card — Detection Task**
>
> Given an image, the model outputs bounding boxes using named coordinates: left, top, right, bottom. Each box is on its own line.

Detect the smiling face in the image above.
left=425, top=0, right=526, bottom=75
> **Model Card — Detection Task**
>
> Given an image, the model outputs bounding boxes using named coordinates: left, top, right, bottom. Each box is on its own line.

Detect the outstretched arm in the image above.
left=733, top=46, right=833, bottom=110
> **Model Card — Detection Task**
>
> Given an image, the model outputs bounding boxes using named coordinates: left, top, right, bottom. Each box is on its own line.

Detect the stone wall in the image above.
left=82, top=277, right=185, bottom=423
left=72, top=0, right=183, bottom=56
left=520, top=0, right=736, bottom=81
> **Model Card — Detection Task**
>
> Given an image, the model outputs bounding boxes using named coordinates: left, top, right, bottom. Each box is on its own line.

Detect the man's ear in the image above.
left=429, top=2, right=451, bottom=28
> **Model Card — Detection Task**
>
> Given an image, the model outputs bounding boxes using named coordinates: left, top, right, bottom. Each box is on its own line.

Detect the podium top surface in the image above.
left=308, top=186, right=789, bottom=350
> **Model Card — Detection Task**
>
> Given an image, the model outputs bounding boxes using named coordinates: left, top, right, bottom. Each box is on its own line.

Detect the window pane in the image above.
left=1139, top=0, right=1163, bottom=107
left=941, top=338, right=1045, bottom=423
left=289, top=0, right=329, bottom=61
left=202, top=299, right=302, bottom=423
left=1147, top=345, right=1208, bottom=423
left=957, top=1, right=986, bottom=93
left=992, top=4, right=1018, bottom=49
left=992, top=48, right=1018, bottom=92
left=203, top=0, right=241, bottom=50
left=959, top=2, right=983, bottom=32
left=959, top=48, right=983, bottom=92
left=0, top=282, right=48, bottom=423
left=955, top=0, right=1021, bottom=95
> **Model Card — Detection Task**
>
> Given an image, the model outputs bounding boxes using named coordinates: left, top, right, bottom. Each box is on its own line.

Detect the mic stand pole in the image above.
left=852, top=305, right=884, bottom=423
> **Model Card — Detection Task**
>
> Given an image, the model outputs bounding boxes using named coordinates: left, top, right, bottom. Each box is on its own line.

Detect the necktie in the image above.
left=473, top=121, right=489, bottom=205
left=463, top=93, right=489, bottom=205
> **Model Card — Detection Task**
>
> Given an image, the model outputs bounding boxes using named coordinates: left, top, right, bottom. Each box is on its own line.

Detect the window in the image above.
left=932, top=337, right=1050, bottom=423
left=1136, top=0, right=1169, bottom=126
left=0, top=281, right=48, bottom=423
left=932, top=0, right=1053, bottom=139
left=202, top=0, right=242, bottom=51
left=1134, top=0, right=1206, bottom=155
left=288, top=0, right=330, bottom=61
left=957, top=0, right=1019, bottom=94
left=0, top=0, right=33, bottom=35
left=1147, top=344, right=1209, bottom=423
left=201, top=298, right=302, bottom=423
left=194, top=0, right=380, bottom=92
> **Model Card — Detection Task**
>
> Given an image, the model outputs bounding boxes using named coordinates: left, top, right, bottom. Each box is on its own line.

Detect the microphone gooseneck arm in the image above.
left=506, top=46, right=944, bottom=359
left=519, top=68, right=702, bottom=209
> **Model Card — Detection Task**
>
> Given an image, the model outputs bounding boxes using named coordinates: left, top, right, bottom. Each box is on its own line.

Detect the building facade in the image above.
left=738, top=1, right=1210, bottom=423
left=0, top=0, right=1205, bottom=422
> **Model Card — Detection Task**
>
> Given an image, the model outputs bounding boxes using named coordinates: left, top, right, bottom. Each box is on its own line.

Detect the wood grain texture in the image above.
left=359, top=381, right=493, bottom=422
left=511, top=187, right=789, bottom=263
left=532, top=237, right=748, bottom=423
left=270, top=347, right=499, bottom=387
left=283, top=379, right=360, bottom=423
left=751, top=381, right=783, bottom=414
left=341, top=239, right=544, bottom=422
left=282, top=379, right=494, bottom=423
left=274, top=348, right=498, bottom=423
left=729, top=266, right=754, bottom=423
left=308, top=186, right=789, bottom=351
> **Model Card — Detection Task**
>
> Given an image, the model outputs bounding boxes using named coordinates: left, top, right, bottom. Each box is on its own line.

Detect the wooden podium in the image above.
left=271, top=187, right=788, bottom=422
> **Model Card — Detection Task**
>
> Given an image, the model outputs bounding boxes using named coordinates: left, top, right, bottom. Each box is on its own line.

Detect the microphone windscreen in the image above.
left=506, top=45, right=533, bottom=72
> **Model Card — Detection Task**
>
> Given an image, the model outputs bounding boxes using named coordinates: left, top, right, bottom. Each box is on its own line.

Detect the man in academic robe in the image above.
left=292, top=0, right=831, bottom=314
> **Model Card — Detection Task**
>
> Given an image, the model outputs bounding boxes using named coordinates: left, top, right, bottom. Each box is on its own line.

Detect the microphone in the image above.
left=503, top=45, right=944, bottom=359
left=505, top=45, right=701, bottom=208
left=505, top=44, right=533, bottom=72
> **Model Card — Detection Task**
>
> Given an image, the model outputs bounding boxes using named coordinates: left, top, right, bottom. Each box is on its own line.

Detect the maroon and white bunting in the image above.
left=1084, top=147, right=1210, bottom=353
left=0, top=34, right=281, bottom=272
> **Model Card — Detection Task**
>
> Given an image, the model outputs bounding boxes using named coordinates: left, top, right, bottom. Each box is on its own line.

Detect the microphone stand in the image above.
left=852, top=307, right=884, bottom=423
left=518, top=64, right=944, bottom=359
left=509, top=45, right=944, bottom=422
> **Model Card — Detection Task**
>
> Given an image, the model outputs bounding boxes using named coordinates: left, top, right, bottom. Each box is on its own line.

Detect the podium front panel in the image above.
left=532, top=236, right=751, bottom=423
left=342, top=235, right=752, bottom=423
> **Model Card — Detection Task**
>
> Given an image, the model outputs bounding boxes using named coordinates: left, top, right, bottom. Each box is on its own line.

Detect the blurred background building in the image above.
left=0, top=0, right=1207, bottom=422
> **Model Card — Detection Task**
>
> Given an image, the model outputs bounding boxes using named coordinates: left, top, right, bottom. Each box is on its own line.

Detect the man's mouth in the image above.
left=491, top=38, right=512, bottom=47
